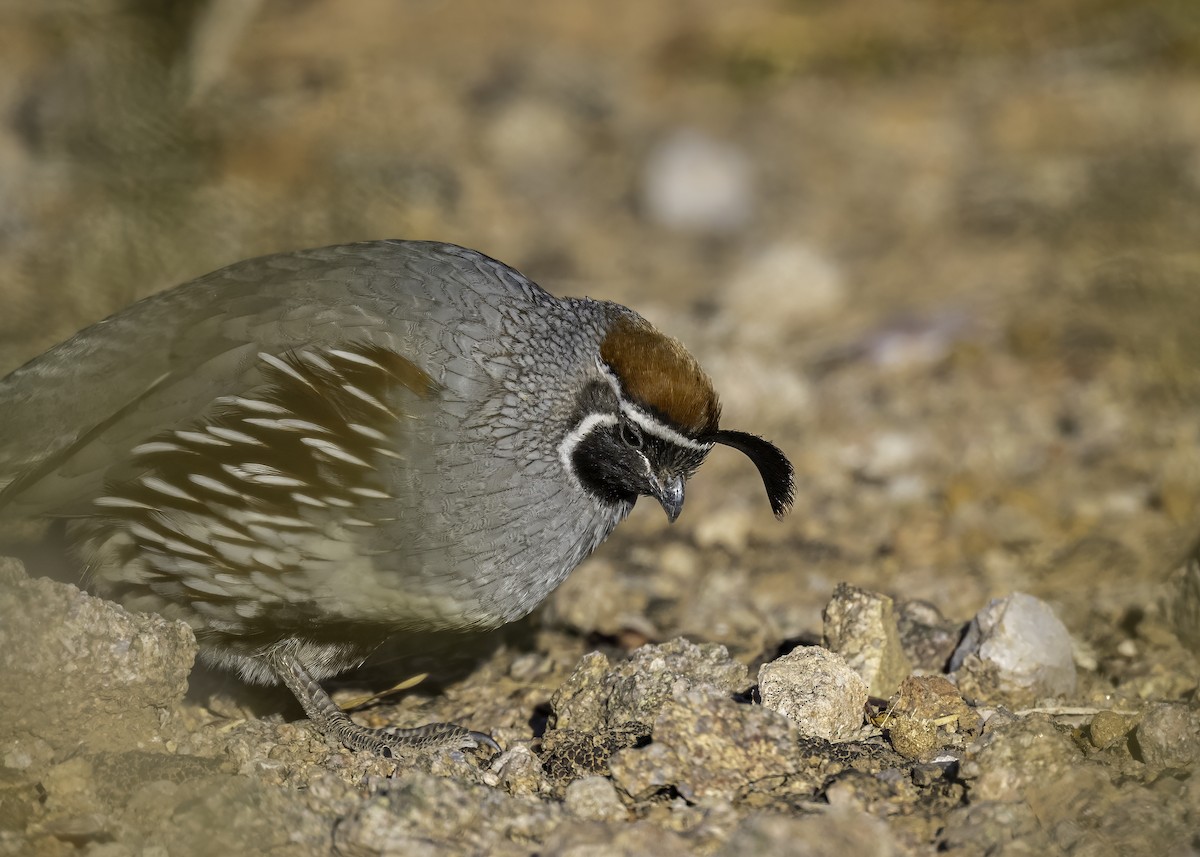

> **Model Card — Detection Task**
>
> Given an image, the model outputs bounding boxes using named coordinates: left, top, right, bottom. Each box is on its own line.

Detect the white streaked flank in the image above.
left=129, top=521, right=169, bottom=547
left=175, top=430, right=230, bottom=447
left=299, top=350, right=335, bottom=373
left=215, top=395, right=289, bottom=414
left=251, top=548, right=284, bottom=570
left=240, top=511, right=312, bottom=528
left=300, top=437, right=370, bottom=467
left=221, top=462, right=304, bottom=485
left=187, top=474, right=242, bottom=497
left=290, top=492, right=328, bottom=507
left=140, top=475, right=199, bottom=503
left=348, top=423, right=388, bottom=442
left=207, top=425, right=264, bottom=445
left=131, top=441, right=186, bottom=456
left=328, top=348, right=386, bottom=370
left=259, top=352, right=316, bottom=389
left=93, top=495, right=154, bottom=510
left=341, top=384, right=391, bottom=413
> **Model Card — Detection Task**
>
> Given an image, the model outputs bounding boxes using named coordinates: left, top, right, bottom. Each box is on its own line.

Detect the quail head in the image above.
left=0, top=240, right=793, bottom=757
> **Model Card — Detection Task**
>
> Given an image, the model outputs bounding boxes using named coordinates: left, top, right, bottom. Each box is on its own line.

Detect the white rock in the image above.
left=951, top=592, right=1077, bottom=699
left=641, top=129, right=753, bottom=233
left=758, top=647, right=868, bottom=741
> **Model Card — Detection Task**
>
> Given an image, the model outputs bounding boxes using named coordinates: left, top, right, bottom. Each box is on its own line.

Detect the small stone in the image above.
left=950, top=592, right=1076, bottom=706
left=551, top=638, right=749, bottom=733
left=1088, top=710, right=1133, bottom=750
left=911, top=760, right=957, bottom=787
left=886, top=716, right=938, bottom=761
left=491, top=744, right=547, bottom=796
left=758, top=647, right=868, bottom=741
left=563, top=776, right=627, bottom=822
left=823, top=584, right=913, bottom=697
left=881, top=676, right=980, bottom=761
left=1134, top=703, right=1200, bottom=773
left=609, top=689, right=796, bottom=804
left=895, top=599, right=965, bottom=672
left=641, top=129, right=753, bottom=233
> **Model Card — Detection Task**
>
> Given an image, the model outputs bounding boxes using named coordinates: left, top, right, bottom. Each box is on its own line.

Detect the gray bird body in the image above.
left=1, top=239, right=793, bottom=755
left=1, top=241, right=629, bottom=683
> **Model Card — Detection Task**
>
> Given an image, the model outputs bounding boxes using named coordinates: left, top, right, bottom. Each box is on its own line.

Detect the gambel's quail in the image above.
left=0, top=240, right=793, bottom=757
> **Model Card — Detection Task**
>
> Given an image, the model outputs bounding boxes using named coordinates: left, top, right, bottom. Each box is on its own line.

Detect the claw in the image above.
left=470, top=730, right=502, bottom=754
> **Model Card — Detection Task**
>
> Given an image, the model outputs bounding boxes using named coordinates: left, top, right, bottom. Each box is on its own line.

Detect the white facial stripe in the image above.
left=559, top=412, right=619, bottom=485
left=596, top=357, right=713, bottom=453
left=596, top=358, right=623, bottom=394
left=620, top=402, right=713, bottom=452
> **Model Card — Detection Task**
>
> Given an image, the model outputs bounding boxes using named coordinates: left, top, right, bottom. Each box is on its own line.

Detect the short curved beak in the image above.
left=652, top=474, right=685, bottom=524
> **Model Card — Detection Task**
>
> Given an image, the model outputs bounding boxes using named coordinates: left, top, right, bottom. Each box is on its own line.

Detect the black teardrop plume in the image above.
left=710, top=429, right=795, bottom=519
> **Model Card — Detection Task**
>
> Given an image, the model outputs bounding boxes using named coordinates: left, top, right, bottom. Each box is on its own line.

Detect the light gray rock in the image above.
left=640, top=129, right=753, bottom=233
left=757, top=647, right=868, bottom=741
left=950, top=592, right=1076, bottom=704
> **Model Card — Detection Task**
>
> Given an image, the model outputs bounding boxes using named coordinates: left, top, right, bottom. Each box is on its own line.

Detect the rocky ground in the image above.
left=1, top=1, right=1199, bottom=855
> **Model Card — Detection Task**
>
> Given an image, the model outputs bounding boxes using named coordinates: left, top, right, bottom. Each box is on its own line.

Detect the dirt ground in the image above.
left=1, top=1, right=1199, bottom=855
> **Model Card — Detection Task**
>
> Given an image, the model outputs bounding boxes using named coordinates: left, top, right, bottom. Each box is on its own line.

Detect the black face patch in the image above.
left=570, top=426, right=648, bottom=508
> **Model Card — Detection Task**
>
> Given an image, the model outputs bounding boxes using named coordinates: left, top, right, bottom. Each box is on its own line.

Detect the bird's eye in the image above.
left=620, top=421, right=643, bottom=449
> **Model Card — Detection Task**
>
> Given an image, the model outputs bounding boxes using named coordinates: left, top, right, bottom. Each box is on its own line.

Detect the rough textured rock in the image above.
left=880, top=675, right=981, bottom=761
left=1087, top=710, right=1135, bottom=751
left=609, top=689, right=799, bottom=804
left=895, top=599, right=966, bottom=672
left=489, top=744, right=549, bottom=797
left=539, top=819, right=698, bottom=857
left=758, top=646, right=868, bottom=741
left=950, top=593, right=1077, bottom=706
left=960, top=712, right=1084, bottom=804
left=823, top=584, right=914, bottom=696
left=718, top=809, right=900, bottom=857
left=563, top=776, right=628, bottom=822
left=1133, top=702, right=1200, bottom=774
left=332, top=771, right=564, bottom=856
left=951, top=740, right=1199, bottom=855
left=550, top=638, right=749, bottom=733
left=0, top=558, right=196, bottom=755
left=1166, top=543, right=1200, bottom=654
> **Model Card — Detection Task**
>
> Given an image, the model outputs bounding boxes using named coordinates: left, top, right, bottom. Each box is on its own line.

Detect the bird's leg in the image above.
left=266, top=647, right=499, bottom=757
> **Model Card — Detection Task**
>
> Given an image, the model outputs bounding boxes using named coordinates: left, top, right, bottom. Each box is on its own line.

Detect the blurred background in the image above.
left=2, top=0, right=1199, bottom=649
